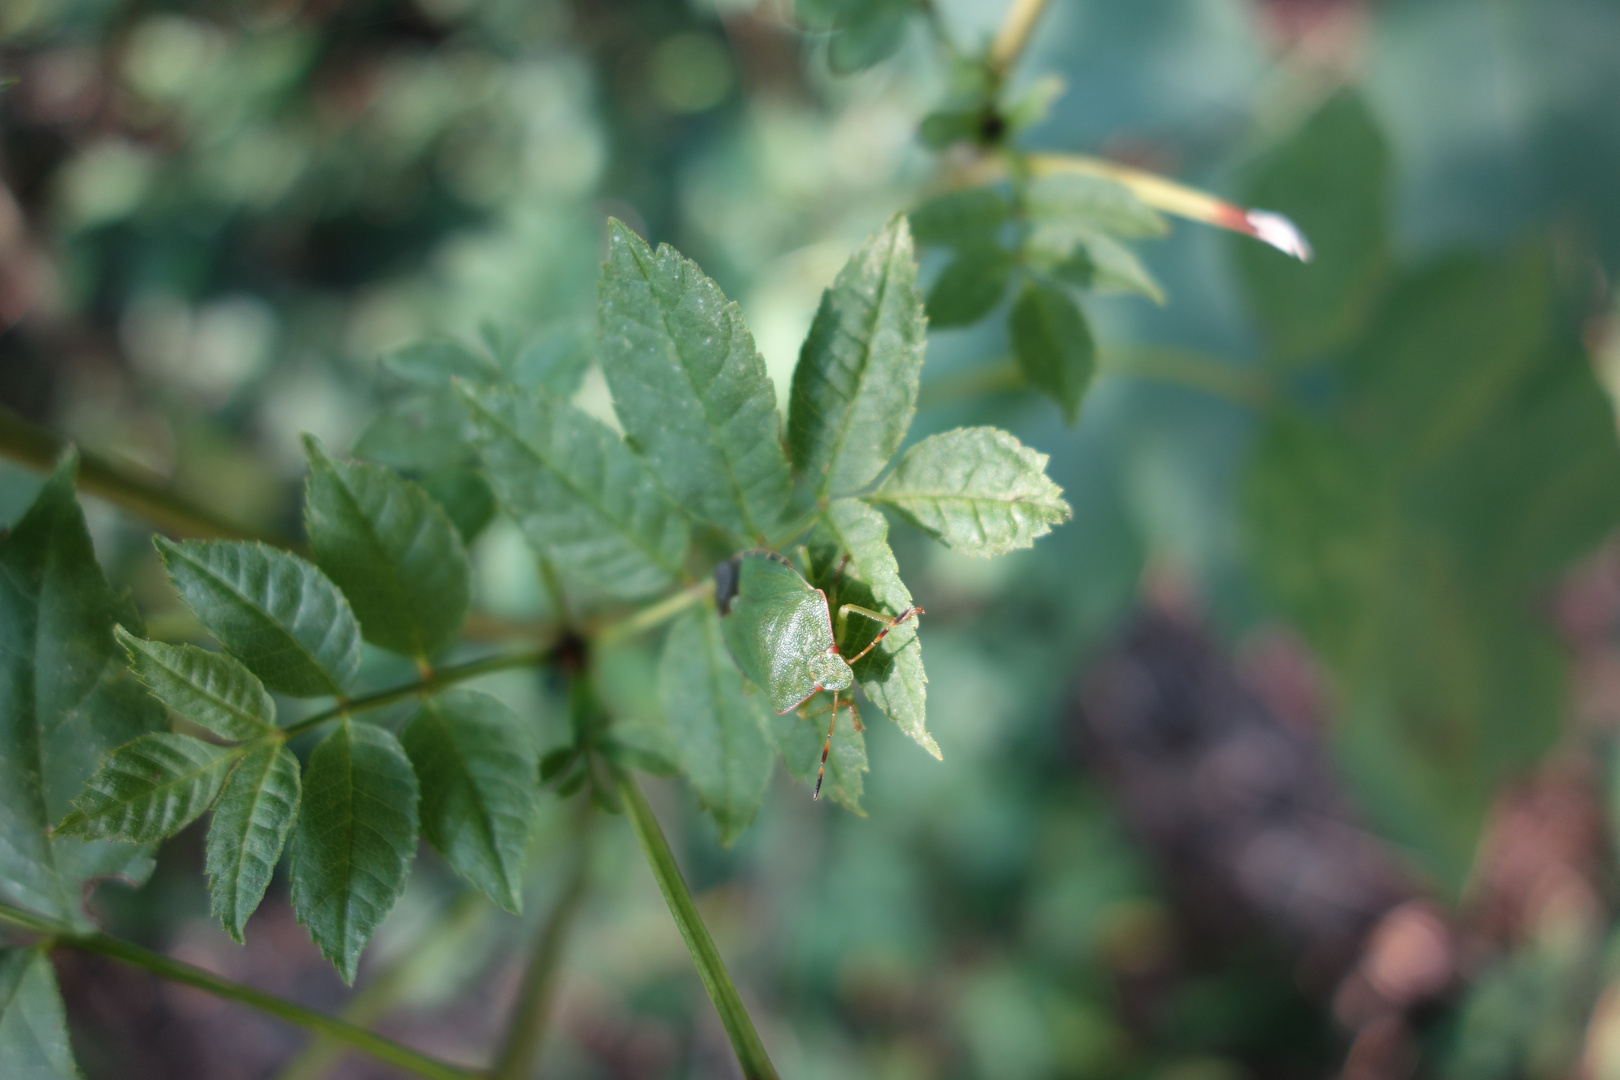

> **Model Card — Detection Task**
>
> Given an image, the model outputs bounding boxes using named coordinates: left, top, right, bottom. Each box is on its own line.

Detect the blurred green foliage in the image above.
left=6, top=0, right=1620, bottom=1078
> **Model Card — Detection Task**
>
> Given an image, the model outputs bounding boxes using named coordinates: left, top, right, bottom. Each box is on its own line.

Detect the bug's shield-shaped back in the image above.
left=716, top=551, right=852, bottom=713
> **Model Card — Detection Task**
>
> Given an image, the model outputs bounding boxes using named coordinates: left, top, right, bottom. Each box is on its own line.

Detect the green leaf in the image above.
left=598, top=219, right=791, bottom=541
left=289, top=721, right=419, bottom=983
left=381, top=341, right=502, bottom=386
left=827, top=9, right=907, bottom=73
left=1026, top=173, right=1167, bottom=239
left=1243, top=248, right=1620, bottom=892
left=505, top=322, right=594, bottom=397
left=1009, top=280, right=1096, bottom=424
left=1025, top=210, right=1165, bottom=305
left=303, top=437, right=470, bottom=662
left=116, top=627, right=275, bottom=741
left=1236, top=90, right=1390, bottom=364
left=415, top=467, right=497, bottom=545
left=908, top=188, right=1010, bottom=249
left=798, top=0, right=912, bottom=73
left=401, top=690, right=538, bottom=913
left=816, top=498, right=937, bottom=759
left=461, top=383, right=689, bottom=600
left=205, top=741, right=300, bottom=943
left=872, top=427, right=1072, bottom=557
left=772, top=704, right=866, bottom=814
left=659, top=606, right=775, bottom=845
left=1074, top=234, right=1164, bottom=304
left=0, top=456, right=166, bottom=926
left=351, top=393, right=472, bottom=473
left=918, top=108, right=984, bottom=150
left=56, top=733, right=238, bottom=843
left=156, top=538, right=362, bottom=698
left=789, top=216, right=927, bottom=499
left=925, top=246, right=1015, bottom=327
left=0, top=947, right=82, bottom=1080
left=716, top=552, right=852, bottom=715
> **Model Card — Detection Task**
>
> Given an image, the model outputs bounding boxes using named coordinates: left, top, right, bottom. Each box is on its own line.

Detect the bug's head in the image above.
left=809, top=651, right=853, bottom=694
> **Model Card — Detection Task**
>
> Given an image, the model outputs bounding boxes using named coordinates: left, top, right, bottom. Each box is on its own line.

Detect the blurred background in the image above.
left=5, top=0, right=1620, bottom=1077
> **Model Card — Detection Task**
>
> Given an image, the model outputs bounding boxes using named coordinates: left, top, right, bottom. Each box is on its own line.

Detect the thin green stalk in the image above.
left=1098, top=345, right=1272, bottom=408
left=0, top=406, right=282, bottom=544
left=490, top=812, right=595, bottom=1080
left=988, top=0, right=1051, bottom=77
left=281, top=644, right=557, bottom=738
left=592, top=579, right=714, bottom=649
left=273, top=890, right=492, bottom=1080
left=0, top=901, right=476, bottom=1080
left=615, top=774, right=779, bottom=1080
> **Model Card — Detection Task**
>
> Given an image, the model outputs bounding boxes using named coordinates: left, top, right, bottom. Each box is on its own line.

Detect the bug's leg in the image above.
left=848, top=698, right=864, bottom=733
left=839, top=604, right=925, bottom=665
left=814, top=688, right=839, bottom=801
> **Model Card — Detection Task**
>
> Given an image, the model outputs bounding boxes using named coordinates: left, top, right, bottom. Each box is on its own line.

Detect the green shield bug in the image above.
left=716, top=551, right=922, bottom=799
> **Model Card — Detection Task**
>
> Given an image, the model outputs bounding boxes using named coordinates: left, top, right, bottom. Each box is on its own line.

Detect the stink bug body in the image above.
left=716, top=551, right=921, bottom=799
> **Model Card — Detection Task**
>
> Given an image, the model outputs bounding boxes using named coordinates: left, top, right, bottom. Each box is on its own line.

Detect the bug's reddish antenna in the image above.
left=814, top=688, right=837, bottom=801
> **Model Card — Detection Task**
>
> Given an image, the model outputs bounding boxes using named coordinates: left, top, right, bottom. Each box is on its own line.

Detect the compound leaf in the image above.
left=817, top=499, right=937, bottom=759
left=206, top=741, right=300, bottom=943
left=0, top=455, right=165, bottom=926
left=116, top=627, right=275, bottom=741
left=789, top=215, right=926, bottom=498
left=289, top=721, right=419, bottom=983
left=461, top=383, right=689, bottom=600
left=56, top=733, right=238, bottom=843
left=304, top=437, right=470, bottom=662
left=156, top=538, right=361, bottom=698
left=872, top=427, right=1071, bottom=557
left=0, top=946, right=82, bottom=1080
left=660, top=606, right=775, bottom=845
left=401, top=690, right=538, bottom=914
left=598, top=219, right=790, bottom=541
left=1009, top=280, right=1096, bottom=424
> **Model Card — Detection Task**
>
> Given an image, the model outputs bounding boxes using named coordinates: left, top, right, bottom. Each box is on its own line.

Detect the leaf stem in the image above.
left=490, top=809, right=594, bottom=1080
left=591, top=579, right=715, bottom=649
left=988, top=0, right=1051, bottom=78
left=281, top=644, right=557, bottom=738
left=0, top=901, right=477, bottom=1080
left=0, top=406, right=281, bottom=544
left=615, top=774, right=779, bottom=1080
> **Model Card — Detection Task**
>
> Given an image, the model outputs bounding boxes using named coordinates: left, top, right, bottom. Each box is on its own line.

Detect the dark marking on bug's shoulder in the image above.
left=714, top=556, right=741, bottom=616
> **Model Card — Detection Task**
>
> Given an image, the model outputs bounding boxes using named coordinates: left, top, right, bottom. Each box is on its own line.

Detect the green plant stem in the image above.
left=592, top=579, right=715, bottom=649
left=0, top=406, right=280, bottom=544
left=273, top=889, right=492, bottom=1080
left=615, top=774, right=779, bottom=1080
left=0, top=901, right=476, bottom=1080
left=281, top=644, right=558, bottom=738
left=490, top=811, right=595, bottom=1080
left=1099, top=345, right=1272, bottom=408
